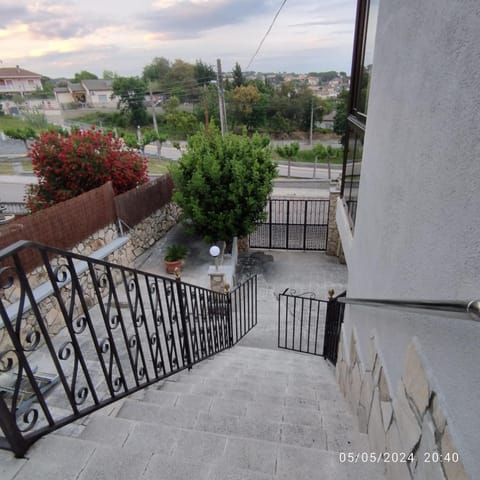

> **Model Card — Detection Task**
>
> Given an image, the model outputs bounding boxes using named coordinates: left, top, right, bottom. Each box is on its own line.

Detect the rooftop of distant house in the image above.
left=0, top=66, right=42, bottom=78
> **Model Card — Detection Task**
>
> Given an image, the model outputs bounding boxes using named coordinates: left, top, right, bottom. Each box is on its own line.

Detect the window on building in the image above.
left=341, top=0, right=379, bottom=230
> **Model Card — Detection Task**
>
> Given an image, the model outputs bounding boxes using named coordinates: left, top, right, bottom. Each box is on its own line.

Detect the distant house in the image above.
left=54, top=79, right=117, bottom=108
left=0, top=66, right=43, bottom=95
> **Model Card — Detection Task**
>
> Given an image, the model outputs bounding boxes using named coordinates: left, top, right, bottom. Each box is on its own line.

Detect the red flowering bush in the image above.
left=26, top=128, right=149, bottom=212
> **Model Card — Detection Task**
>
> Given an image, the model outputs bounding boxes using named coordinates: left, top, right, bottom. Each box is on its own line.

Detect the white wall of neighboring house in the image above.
left=54, top=91, right=74, bottom=105
left=336, top=1, right=480, bottom=479
left=84, top=89, right=117, bottom=107
left=0, top=77, right=42, bottom=94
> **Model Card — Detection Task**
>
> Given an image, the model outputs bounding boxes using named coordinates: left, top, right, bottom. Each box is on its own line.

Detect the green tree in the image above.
left=112, top=76, right=148, bottom=127
left=170, top=127, right=277, bottom=243
left=164, top=59, right=197, bottom=101
left=230, top=85, right=261, bottom=132
left=102, top=70, right=117, bottom=80
left=275, top=142, right=300, bottom=177
left=194, top=60, right=215, bottom=87
left=143, top=57, right=171, bottom=84
left=72, top=70, right=98, bottom=82
left=3, top=126, right=37, bottom=149
left=232, top=62, right=244, bottom=88
left=333, top=88, right=349, bottom=142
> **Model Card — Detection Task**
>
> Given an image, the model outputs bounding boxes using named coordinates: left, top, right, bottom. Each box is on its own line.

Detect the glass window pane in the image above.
left=356, top=0, right=379, bottom=115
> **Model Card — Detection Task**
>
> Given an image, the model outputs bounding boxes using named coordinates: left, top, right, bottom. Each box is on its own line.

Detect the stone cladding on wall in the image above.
left=336, top=328, right=468, bottom=480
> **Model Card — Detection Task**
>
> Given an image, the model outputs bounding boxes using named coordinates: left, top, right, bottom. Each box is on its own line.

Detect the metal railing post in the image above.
left=0, top=397, right=29, bottom=457
left=175, top=270, right=193, bottom=370
left=224, top=284, right=233, bottom=346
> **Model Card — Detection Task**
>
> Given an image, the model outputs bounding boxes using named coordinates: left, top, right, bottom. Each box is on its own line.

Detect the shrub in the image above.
left=171, top=127, right=277, bottom=243
left=26, top=128, right=148, bottom=211
left=164, top=244, right=188, bottom=261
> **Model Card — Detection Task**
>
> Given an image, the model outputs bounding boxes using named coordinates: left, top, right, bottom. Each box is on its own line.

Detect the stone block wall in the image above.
left=336, top=329, right=468, bottom=480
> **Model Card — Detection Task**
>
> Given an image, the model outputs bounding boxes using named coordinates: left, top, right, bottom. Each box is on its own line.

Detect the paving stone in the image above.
left=117, top=400, right=199, bottom=428
left=245, top=402, right=285, bottom=423
left=222, top=437, right=278, bottom=475
left=210, top=397, right=248, bottom=417
left=142, top=390, right=176, bottom=407
left=190, top=383, right=224, bottom=397
left=174, top=393, right=213, bottom=411
left=283, top=406, right=322, bottom=428
left=281, top=422, right=327, bottom=450
left=284, top=394, right=319, bottom=410
left=222, top=388, right=256, bottom=402
left=77, top=446, right=151, bottom=480
left=80, top=413, right=135, bottom=447
left=195, top=412, right=280, bottom=442
left=122, top=422, right=182, bottom=456
left=172, top=430, right=227, bottom=464
left=142, top=454, right=212, bottom=480
left=0, top=450, right=27, bottom=480
left=209, top=464, right=275, bottom=480
left=277, top=444, right=385, bottom=480
left=13, top=435, right=96, bottom=480
left=156, top=380, right=193, bottom=393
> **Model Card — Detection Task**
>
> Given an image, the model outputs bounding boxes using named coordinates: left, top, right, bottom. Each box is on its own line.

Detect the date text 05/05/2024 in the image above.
left=339, top=451, right=460, bottom=464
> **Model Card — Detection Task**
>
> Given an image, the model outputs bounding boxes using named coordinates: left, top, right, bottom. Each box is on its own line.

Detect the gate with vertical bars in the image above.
left=249, top=198, right=330, bottom=251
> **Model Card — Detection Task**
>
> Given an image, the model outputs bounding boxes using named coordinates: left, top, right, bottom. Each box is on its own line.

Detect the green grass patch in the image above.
left=148, top=159, right=170, bottom=175
left=21, top=160, right=33, bottom=172
left=0, top=115, right=30, bottom=132
left=0, top=163, right=15, bottom=174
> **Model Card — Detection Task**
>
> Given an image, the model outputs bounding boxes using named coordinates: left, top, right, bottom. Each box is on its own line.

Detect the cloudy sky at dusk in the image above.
left=0, top=0, right=356, bottom=78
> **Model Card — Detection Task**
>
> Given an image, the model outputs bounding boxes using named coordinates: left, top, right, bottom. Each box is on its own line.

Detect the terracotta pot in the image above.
left=165, top=259, right=182, bottom=274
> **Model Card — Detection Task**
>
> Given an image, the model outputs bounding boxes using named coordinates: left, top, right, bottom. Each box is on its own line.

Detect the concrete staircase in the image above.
left=1, top=275, right=385, bottom=480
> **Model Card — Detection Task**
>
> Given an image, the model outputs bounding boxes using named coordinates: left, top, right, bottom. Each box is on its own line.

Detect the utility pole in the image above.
left=149, top=83, right=158, bottom=133
left=309, top=100, right=314, bottom=146
left=149, top=83, right=161, bottom=159
left=216, top=58, right=227, bottom=136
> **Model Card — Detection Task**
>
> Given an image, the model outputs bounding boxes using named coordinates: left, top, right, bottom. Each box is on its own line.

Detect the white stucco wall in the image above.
left=339, top=1, right=480, bottom=477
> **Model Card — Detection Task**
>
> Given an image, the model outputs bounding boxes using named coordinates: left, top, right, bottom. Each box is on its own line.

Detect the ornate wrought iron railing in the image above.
left=0, top=241, right=257, bottom=456
left=278, top=288, right=346, bottom=363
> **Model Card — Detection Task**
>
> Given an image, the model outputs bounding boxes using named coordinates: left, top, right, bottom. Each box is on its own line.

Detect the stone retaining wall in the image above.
left=336, top=328, right=467, bottom=480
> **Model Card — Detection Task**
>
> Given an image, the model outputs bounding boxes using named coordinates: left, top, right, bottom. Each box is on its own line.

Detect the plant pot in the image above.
left=165, top=259, right=182, bottom=274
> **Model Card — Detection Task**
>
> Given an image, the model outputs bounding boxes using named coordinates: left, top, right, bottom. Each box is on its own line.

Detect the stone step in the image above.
left=10, top=428, right=384, bottom=480
left=2, top=345, right=384, bottom=480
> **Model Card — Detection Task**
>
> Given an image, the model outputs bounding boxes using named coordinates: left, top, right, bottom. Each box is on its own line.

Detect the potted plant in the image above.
left=164, top=244, right=188, bottom=274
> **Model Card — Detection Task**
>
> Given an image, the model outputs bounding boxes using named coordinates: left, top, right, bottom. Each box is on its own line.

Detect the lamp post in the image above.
left=209, top=245, right=220, bottom=271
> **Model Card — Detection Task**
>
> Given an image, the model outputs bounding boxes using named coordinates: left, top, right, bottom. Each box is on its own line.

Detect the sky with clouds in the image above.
left=0, top=0, right=357, bottom=78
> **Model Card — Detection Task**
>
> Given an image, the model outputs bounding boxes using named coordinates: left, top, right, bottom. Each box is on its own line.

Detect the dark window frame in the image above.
left=340, top=0, right=376, bottom=229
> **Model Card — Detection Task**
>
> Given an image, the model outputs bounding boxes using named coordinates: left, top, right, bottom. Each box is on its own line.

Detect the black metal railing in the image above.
left=278, top=289, right=346, bottom=363
left=0, top=241, right=257, bottom=456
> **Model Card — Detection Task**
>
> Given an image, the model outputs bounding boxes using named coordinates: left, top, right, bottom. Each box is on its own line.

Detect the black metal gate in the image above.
left=278, top=289, right=346, bottom=363
left=249, top=199, right=330, bottom=251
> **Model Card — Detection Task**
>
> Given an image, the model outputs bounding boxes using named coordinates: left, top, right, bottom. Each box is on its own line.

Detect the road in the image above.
left=0, top=175, right=36, bottom=202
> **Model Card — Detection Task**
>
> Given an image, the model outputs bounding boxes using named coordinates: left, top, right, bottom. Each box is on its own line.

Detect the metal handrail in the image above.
left=337, top=297, right=480, bottom=322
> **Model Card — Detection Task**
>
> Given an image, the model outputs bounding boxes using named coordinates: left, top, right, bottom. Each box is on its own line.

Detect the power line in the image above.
left=245, top=0, right=288, bottom=71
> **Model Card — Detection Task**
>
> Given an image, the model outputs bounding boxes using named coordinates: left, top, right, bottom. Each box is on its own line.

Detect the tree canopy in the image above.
left=72, top=70, right=98, bottom=82
left=170, top=127, right=277, bottom=242
left=111, top=76, right=148, bottom=126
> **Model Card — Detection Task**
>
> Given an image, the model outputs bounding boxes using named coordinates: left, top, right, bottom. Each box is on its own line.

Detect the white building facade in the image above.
left=336, top=1, right=480, bottom=479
